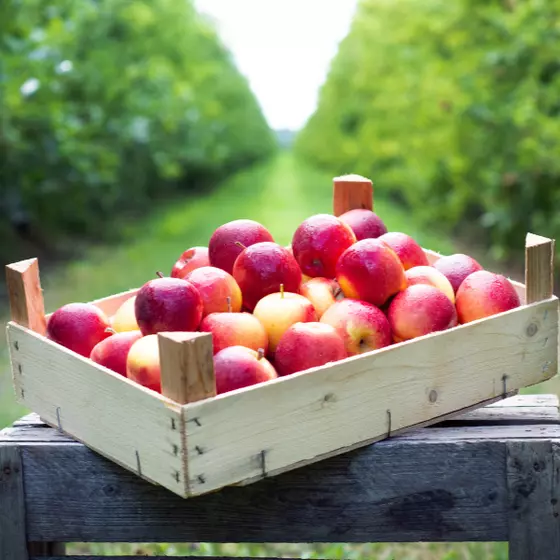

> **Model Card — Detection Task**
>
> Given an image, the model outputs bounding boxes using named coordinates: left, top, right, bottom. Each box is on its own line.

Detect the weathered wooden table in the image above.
left=1, top=394, right=559, bottom=560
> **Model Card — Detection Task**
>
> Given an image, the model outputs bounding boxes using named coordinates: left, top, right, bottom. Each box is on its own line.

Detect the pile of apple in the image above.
left=46, top=208, right=521, bottom=397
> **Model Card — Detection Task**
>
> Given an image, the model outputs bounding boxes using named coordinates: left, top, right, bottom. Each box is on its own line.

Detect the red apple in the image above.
left=253, top=291, right=317, bottom=353
left=292, top=214, right=356, bottom=278
left=336, top=238, right=407, bottom=307
left=388, top=284, right=458, bottom=342
left=339, top=209, right=388, bottom=240
left=274, top=322, right=347, bottom=376
left=209, top=219, right=274, bottom=274
left=214, top=346, right=277, bottom=394
left=200, top=312, right=268, bottom=355
left=378, top=232, right=429, bottom=270
left=135, top=277, right=203, bottom=335
left=456, top=270, right=520, bottom=323
left=185, top=266, right=242, bottom=316
left=170, top=247, right=210, bottom=279
left=126, top=334, right=161, bottom=392
left=433, top=253, right=484, bottom=293
left=320, top=299, right=392, bottom=356
left=405, top=266, right=455, bottom=303
left=47, top=302, right=112, bottom=357
left=299, top=277, right=340, bottom=318
left=233, top=242, right=302, bottom=311
left=90, top=330, right=143, bottom=377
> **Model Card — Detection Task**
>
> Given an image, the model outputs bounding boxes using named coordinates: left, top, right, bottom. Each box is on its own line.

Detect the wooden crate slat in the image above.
left=20, top=437, right=511, bottom=543
left=183, top=298, right=558, bottom=496
left=6, top=323, right=187, bottom=497
left=89, top=288, right=139, bottom=318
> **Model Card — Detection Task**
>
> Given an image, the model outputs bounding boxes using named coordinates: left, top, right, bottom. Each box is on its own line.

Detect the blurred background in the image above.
left=1, top=0, right=559, bottom=557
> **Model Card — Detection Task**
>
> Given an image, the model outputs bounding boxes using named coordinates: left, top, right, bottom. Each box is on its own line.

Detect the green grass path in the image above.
left=0, top=152, right=527, bottom=558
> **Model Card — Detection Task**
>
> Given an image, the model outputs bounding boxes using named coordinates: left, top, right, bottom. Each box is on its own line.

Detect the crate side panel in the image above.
left=184, top=297, right=558, bottom=495
left=90, top=288, right=139, bottom=317
left=6, top=323, right=186, bottom=497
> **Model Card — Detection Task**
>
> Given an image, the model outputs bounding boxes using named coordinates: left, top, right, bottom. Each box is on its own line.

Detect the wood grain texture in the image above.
left=21, top=438, right=510, bottom=543
left=89, top=288, right=139, bottom=317
left=526, top=233, right=555, bottom=304
left=5, top=258, right=46, bottom=336
left=184, top=298, right=557, bottom=496
left=507, top=440, right=560, bottom=560
left=332, top=174, right=373, bottom=216
left=436, top=406, right=560, bottom=426
left=0, top=446, right=28, bottom=560
left=6, top=322, right=187, bottom=497
left=158, top=332, right=216, bottom=405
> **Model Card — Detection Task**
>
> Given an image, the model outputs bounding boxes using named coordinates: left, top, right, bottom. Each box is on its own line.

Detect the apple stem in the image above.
left=257, top=348, right=265, bottom=360
left=227, top=296, right=232, bottom=313
left=105, top=327, right=116, bottom=334
left=280, top=283, right=284, bottom=298
left=156, top=271, right=165, bottom=278
left=234, top=241, right=247, bottom=250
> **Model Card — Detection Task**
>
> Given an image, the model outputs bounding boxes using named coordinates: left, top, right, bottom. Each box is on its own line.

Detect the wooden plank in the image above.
left=507, top=440, right=560, bottom=560
left=21, top=438, right=510, bottom=543
left=158, top=332, right=216, bottom=405
left=89, top=288, right=139, bottom=317
left=332, top=174, right=373, bottom=216
left=489, top=394, right=558, bottom=408
left=5, top=258, right=46, bottom=336
left=526, top=233, right=555, bottom=304
left=6, top=322, right=187, bottom=498
left=435, top=406, right=560, bottom=427
left=0, top=446, right=28, bottom=560
left=183, top=297, right=558, bottom=496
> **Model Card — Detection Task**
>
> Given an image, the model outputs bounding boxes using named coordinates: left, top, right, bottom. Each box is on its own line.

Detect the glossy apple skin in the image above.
left=336, top=238, right=407, bottom=307
left=274, top=322, right=347, bottom=376
left=110, top=295, right=139, bottom=332
left=135, top=277, right=203, bottom=335
left=213, top=346, right=277, bottom=394
left=90, top=330, right=143, bottom=377
left=433, top=253, right=484, bottom=293
left=378, top=232, right=429, bottom=270
left=185, top=266, right=242, bottom=316
left=126, top=334, right=161, bottom=393
left=299, top=277, right=340, bottom=318
left=405, top=266, right=455, bottom=303
left=47, top=303, right=112, bottom=357
left=388, top=284, right=458, bottom=342
left=233, top=242, right=302, bottom=311
left=339, top=209, right=388, bottom=240
left=456, top=270, right=520, bottom=324
left=320, top=299, right=392, bottom=356
left=292, top=214, right=356, bottom=278
left=209, top=219, right=274, bottom=274
left=170, top=247, right=210, bottom=279
left=200, top=312, right=268, bottom=355
left=253, top=292, right=317, bottom=353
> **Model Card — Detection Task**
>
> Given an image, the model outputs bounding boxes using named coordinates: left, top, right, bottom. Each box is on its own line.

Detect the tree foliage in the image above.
left=1, top=0, right=275, bottom=247
left=296, top=0, right=560, bottom=262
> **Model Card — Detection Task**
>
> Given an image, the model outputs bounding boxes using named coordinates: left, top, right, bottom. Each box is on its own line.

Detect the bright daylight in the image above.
left=2, top=1, right=559, bottom=559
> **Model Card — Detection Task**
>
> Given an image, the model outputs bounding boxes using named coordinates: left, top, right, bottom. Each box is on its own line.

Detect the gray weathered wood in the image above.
left=507, top=440, right=560, bottom=560
left=0, top=446, right=28, bottom=560
left=434, top=406, right=560, bottom=427
left=27, top=543, right=65, bottom=557
left=21, top=438, right=509, bottom=543
left=488, top=394, right=558, bottom=408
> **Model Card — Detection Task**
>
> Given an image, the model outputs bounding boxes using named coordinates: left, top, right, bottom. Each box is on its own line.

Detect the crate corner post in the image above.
left=333, top=174, right=373, bottom=216
left=5, top=258, right=47, bottom=336
left=525, top=232, right=555, bottom=304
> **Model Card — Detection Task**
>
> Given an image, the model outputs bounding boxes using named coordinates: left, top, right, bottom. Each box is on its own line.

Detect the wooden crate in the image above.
left=4, top=176, right=559, bottom=499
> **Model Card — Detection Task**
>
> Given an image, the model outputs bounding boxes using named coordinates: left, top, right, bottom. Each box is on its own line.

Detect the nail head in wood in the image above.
left=158, top=332, right=216, bottom=405
left=6, top=258, right=47, bottom=336
left=333, top=174, right=373, bottom=216
left=525, top=233, right=555, bottom=304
